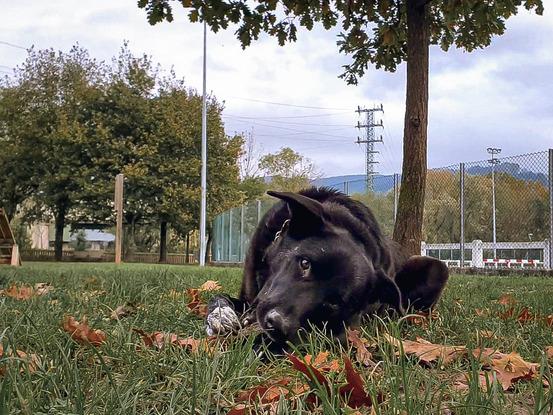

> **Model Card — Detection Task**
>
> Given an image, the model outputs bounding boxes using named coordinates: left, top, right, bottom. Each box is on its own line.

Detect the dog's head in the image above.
left=254, top=190, right=403, bottom=344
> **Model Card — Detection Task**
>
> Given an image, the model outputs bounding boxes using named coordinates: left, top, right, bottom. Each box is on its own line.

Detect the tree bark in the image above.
left=205, top=228, right=212, bottom=265
left=54, top=204, right=67, bottom=261
left=185, top=232, right=190, bottom=263
left=159, top=220, right=168, bottom=263
left=392, top=0, right=430, bottom=257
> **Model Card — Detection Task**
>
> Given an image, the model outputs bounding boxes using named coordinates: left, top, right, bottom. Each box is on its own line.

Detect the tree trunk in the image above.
left=159, top=220, right=168, bottom=263
left=185, top=232, right=190, bottom=263
left=54, top=204, right=67, bottom=261
left=392, top=0, right=430, bottom=257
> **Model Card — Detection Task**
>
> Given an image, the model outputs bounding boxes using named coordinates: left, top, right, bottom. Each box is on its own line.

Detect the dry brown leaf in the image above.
left=34, top=283, right=54, bottom=296
left=546, top=346, right=553, bottom=360
left=187, top=288, right=208, bottom=317
left=110, top=305, right=134, bottom=320
left=0, top=284, right=43, bottom=300
left=304, top=351, right=341, bottom=373
left=478, top=330, right=496, bottom=339
left=472, top=348, right=541, bottom=391
left=198, top=280, right=222, bottom=292
left=405, top=310, right=439, bottom=328
left=62, top=316, right=106, bottom=346
left=0, top=345, right=40, bottom=375
left=383, top=334, right=466, bottom=366
left=475, top=308, right=488, bottom=317
left=339, top=356, right=375, bottom=409
left=346, top=329, right=375, bottom=367
left=497, top=294, right=516, bottom=306
left=132, top=329, right=209, bottom=353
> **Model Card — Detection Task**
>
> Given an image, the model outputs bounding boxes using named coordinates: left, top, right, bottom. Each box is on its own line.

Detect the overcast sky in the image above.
left=2, top=1, right=552, bottom=177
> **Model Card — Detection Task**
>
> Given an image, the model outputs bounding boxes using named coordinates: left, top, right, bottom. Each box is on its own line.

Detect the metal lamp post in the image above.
left=199, top=21, right=208, bottom=266
left=487, top=147, right=501, bottom=259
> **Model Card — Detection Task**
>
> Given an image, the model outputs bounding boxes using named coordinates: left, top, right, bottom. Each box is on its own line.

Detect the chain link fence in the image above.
left=212, top=150, right=553, bottom=269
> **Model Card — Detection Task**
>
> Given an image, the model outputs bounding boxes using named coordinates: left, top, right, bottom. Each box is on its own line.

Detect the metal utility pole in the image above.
left=487, top=147, right=501, bottom=259
left=199, top=21, right=208, bottom=266
left=355, top=104, right=384, bottom=192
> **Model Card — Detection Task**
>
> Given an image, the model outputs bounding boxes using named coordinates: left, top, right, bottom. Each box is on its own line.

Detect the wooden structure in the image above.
left=0, top=208, right=21, bottom=266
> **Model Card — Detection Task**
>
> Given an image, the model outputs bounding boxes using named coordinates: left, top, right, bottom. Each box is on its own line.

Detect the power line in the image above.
left=224, top=114, right=352, bottom=127
left=226, top=118, right=353, bottom=139
left=226, top=96, right=350, bottom=111
left=223, top=111, right=350, bottom=119
left=0, top=40, right=27, bottom=50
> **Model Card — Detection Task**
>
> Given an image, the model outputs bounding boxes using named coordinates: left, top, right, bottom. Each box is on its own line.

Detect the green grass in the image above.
left=0, top=262, right=552, bottom=414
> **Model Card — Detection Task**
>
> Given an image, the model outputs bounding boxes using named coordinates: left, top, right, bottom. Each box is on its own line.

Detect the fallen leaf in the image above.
left=546, top=346, right=553, bottom=360
left=0, top=345, right=40, bottom=375
left=62, top=316, right=106, bottom=346
left=383, top=334, right=466, bottom=366
left=198, top=280, right=222, bottom=292
left=34, top=283, right=54, bottom=296
left=516, top=307, right=533, bottom=324
left=497, top=294, right=516, bottom=306
left=1, top=284, right=34, bottom=300
left=478, top=330, right=496, bottom=339
left=545, top=315, right=553, bottom=327
left=475, top=308, right=488, bottom=317
left=473, top=348, right=541, bottom=391
left=187, top=288, right=208, bottom=317
left=339, top=356, right=374, bottom=408
left=405, top=310, right=439, bottom=328
left=346, top=329, right=375, bottom=367
left=132, top=329, right=207, bottom=353
left=110, top=305, right=134, bottom=320
left=236, top=378, right=292, bottom=404
left=305, top=351, right=341, bottom=373
left=287, top=353, right=329, bottom=389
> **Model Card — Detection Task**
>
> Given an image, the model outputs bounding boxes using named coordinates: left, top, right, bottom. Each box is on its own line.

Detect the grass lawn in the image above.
left=0, top=262, right=552, bottom=414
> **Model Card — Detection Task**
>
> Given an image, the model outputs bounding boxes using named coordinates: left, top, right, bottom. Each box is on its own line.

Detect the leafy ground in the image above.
left=0, top=262, right=552, bottom=414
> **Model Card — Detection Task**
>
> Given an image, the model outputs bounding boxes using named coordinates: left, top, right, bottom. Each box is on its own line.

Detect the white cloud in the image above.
left=1, top=0, right=552, bottom=177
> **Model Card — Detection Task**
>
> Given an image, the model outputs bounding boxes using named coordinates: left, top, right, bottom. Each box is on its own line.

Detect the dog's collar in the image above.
left=273, top=219, right=290, bottom=242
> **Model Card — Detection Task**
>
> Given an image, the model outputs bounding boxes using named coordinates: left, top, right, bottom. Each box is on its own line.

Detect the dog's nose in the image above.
left=264, top=309, right=288, bottom=337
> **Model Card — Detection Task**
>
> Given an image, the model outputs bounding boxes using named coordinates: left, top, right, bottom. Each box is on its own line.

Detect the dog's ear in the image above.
left=267, top=191, right=324, bottom=235
left=369, top=270, right=404, bottom=315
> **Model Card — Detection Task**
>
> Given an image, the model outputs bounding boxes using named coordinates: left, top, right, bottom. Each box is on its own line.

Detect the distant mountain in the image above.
left=310, top=161, right=548, bottom=195
left=311, top=174, right=396, bottom=194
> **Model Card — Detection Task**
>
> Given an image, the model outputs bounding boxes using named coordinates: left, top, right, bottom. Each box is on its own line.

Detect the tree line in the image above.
left=0, top=44, right=245, bottom=261
left=0, top=43, right=323, bottom=262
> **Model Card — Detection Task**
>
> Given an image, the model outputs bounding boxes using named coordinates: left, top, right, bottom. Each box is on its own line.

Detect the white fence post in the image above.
left=472, top=240, right=484, bottom=268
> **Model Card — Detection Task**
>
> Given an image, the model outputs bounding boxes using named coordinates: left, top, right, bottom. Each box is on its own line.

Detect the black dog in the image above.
left=206, top=187, right=448, bottom=345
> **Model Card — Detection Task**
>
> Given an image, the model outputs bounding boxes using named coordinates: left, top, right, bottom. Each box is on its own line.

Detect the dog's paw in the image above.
left=206, top=306, right=241, bottom=336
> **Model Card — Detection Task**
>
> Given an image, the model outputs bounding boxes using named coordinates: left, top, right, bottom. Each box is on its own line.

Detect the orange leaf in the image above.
left=339, top=356, right=374, bottom=408
left=383, top=334, right=466, bottom=366
left=132, top=329, right=206, bottom=353
left=62, top=316, right=106, bottom=346
left=304, top=351, right=341, bottom=373
left=198, top=280, right=222, bottom=292
left=187, top=289, right=208, bottom=317
left=287, top=353, right=329, bottom=390
left=546, top=346, right=553, bottom=360
left=473, top=348, right=540, bottom=391
left=497, top=294, right=516, bottom=305
left=545, top=315, right=553, bottom=327
left=405, top=310, right=439, bottom=328
left=0, top=345, right=40, bottom=375
left=517, top=307, right=533, bottom=324
left=346, top=329, right=375, bottom=366
left=236, top=378, right=292, bottom=404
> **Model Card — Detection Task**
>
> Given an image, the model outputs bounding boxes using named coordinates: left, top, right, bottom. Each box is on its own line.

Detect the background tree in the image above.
left=259, top=147, right=319, bottom=192
left=237, top=132, right=266, bottom=202
left=0, top=46, right=105, bottom=260
left=138, top=0, right=544, bottom=255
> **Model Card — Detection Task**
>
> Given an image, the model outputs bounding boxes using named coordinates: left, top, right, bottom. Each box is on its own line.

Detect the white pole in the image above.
left=491, top=164, right=497, bottom=259
left=199, top=21, right=207, bottom=266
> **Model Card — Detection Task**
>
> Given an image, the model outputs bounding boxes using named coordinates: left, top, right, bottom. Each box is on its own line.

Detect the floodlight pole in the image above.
left=487, top=147, right=501, bottom=259
left=199, top=21, right=208, bottom=266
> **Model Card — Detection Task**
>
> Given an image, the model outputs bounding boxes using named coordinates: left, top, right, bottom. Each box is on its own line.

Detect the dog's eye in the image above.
left=299, top=258, right=311, bottom=272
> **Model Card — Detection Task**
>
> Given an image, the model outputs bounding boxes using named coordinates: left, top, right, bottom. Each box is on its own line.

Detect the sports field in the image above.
left=0, top=262, right=551, bottom=414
